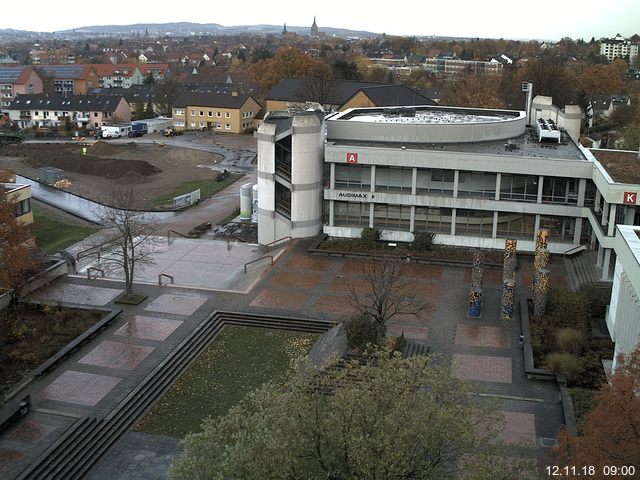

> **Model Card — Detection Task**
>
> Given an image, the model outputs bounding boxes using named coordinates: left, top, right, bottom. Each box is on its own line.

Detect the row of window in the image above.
left=189, top=122, right=231, bottom=130
left=333, top=201, right=577, bottom=241
left=334, top=165, right=581, bottom=205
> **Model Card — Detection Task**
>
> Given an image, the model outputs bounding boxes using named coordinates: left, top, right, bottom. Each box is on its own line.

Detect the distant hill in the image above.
left=64, top=22, right=379, bottom=38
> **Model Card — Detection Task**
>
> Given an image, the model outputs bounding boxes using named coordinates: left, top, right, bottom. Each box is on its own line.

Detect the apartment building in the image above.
left=600, top=34, right=639, bottom=63
left=172, top=92, right=261, bottom=133
left=0, top=67, right=43, bottom=110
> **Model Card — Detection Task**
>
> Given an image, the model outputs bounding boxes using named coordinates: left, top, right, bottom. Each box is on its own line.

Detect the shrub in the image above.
left=346, top=314, right=379, bottom=351
left=547, top=352, right=584, bottom=384
left=360, top=227, right=380, bottom=249
left=555, top=327, right=586, bottom=355
left=545, top=288, right=590, bottom=332
left=411, top=232, right=435, bottom=253
left=385, top=332, right=406, bottom=353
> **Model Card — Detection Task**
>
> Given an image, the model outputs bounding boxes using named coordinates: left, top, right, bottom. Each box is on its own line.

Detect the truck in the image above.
left=128, top=122, right=148, bottom=138
left=161, top=127, right=182, bottom=137
left=101, top=124, right=131, bottom=139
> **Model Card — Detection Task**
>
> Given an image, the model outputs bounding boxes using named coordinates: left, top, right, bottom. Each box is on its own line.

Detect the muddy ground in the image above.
left=0, top=141, right=224, bottom=209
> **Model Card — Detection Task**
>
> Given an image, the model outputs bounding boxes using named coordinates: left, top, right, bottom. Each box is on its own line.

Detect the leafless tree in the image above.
left=302, top=63, right=337, bottom=110
left=349, top=254, right=431, bottom=339
left=95, top=187, right=159, bottom=297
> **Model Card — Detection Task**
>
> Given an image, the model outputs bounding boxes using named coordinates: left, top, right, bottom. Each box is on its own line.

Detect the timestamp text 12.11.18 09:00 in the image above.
left=546, top=465, right=637, bottom=476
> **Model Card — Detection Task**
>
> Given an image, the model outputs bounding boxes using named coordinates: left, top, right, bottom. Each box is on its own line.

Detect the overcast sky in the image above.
left=4, top=0, right=639, bottom=41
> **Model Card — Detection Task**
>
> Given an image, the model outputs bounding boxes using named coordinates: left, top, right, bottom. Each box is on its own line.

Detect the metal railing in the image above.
left=563, top=245, right=587, bottom=258
left=158, top=273, right=174, bottom=286
left=86, top=267, right=104, bottom=280
left=167, top=229, right=189, bottom=245
left=244, top=255, right=273, bottom=273
left=264, top=236, right=292, bottom=252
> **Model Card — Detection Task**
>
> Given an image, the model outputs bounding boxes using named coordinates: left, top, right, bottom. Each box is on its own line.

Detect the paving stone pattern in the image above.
left=0, top=239, right=568, bottom=479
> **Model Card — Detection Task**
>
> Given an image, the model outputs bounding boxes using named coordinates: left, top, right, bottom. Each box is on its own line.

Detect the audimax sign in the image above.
left=338, top=192, right=369, bottom=200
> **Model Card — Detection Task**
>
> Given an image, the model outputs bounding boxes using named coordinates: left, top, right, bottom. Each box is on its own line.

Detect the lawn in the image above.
left=32, top=208, right=97, bottom=254
left=133, top=325, right=317, bottom=438
left=152, top=174, right=243, bottom=208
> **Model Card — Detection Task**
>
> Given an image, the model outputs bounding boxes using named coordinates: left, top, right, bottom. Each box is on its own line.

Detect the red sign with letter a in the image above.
left=623, top=192, right=637, bottom=205
left=346, top=152, right=358, bottom=164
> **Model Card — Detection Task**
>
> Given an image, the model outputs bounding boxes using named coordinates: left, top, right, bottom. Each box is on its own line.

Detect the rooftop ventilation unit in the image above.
left=536, top=118, right=561, bottom=143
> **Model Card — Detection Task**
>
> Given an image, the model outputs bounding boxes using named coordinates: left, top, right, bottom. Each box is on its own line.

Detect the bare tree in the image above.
left=349, top=253, right=431, bottom=340
left=95, top=187, right=158, bottom=298
left=302, top=63, right=337, bottom=110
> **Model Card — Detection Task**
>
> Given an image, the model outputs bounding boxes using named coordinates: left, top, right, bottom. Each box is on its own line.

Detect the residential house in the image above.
left=338, top=84, right=437, bottom=111
left=423, top=56, right=504, bottom=76
left=88, top=85, right=155, bottom=118
left=266, top=78, right=388, bottom=112
left=8, top=94, right=131, bottom=129
left=93, top=64, right=145, bottom=88
left=138, top=63, right=171, bottom=82
left=2, top=182, right=33, bottom=228
left=586, top=94, right=632, bottom=125
left=0, top=66, right=43, bottom=110
left=32, top=65, right=99, bottom=95
left=172, top=92, right=261, bottom=133
left=600, top=34, right=639, bottom=63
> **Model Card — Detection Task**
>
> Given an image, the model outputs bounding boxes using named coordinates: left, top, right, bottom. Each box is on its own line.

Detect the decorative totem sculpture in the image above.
left=501, top=239, right=517, bottom=320
left=467, top=249, right=485, bottom=317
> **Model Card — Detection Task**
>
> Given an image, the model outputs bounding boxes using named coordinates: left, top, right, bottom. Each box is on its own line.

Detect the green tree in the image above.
left=170, top=349, right=536, bottom=480
left=134, top=102, right=145, bottom=120
left=144, top=102, right=155, bottom=119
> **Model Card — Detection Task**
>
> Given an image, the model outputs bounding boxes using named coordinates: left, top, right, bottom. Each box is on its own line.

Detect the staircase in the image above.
left=565, top=251, right=612, bottom=295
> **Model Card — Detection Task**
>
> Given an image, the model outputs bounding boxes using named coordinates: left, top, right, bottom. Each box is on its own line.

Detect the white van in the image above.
left=101, top=125, right=131, bottom=139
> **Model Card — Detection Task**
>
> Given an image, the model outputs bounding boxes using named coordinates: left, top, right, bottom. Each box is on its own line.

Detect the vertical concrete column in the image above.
left=601, top=200, right=609, bottom=227
left=409, top=205, right=415, bottom=232
left=573, top=217, right=583, bottom=245
left=370, top=165, right=376, bottom=193
left=453, top=170, right=459, bottom=198
left=411, top=167, right=417, bottom=196
left=608, top=204, right=617, bottom=237
left=596, top=244, right=604, bottom=267
left=495, top=173, right=501, bottom=201
left=577, top=179, right=586, bottom=207
left=594, top=190, right=601, bottom=213
left=492, top=211, right=498, bottom=238
left=329, top=162, right=335, bottom=189
left=537, top=175, right=544, bottom=203
left=450, top=208, right=457, bottom=236
left=534, top=215, right=541, bottom=241
left=369, top=202, right=374, bottom=227
left=329, top=200, right=334, bottom=227
left=602, top=249, right=612, bottom=281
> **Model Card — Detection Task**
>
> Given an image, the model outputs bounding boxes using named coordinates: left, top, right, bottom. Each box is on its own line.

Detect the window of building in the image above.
left=174, top=109, right=184, bottom=116
left=414, top=207, right=452, bottom=233
left=190, top=122, right=197, bottom=128
left=15, top=198, right=31, bottom=217
left=416, top=168, right=454, bottom=195
left=373, top=204, right=411, bottom=231
left=334, top=201, right=370, bottom=227
left=225, top=124, right=231, bottom=130
left=335, top=164, right=371, bottom=190
left=541, top=177, right=579, bottom=204
left=174, top=120, right=185, bottom=127
left=225, top=112, right=231, bottom=118
left=207, top=111, right=213, bottom=117
left=454, top=209, right=494, bottom=237
left=457, top=171, right=497, bottom=198
left=539, top=215, right=575, bottom=242
left=584, top=180, right=597, bottom=207
left=216, top=112, right=221, bottom=118
left=375, top=166, right=412, bottom=193
left=199, top=122, right=205, bottom=128
left=495, top=212, right=536, bottom=239
left=216, top=123, right=222, bottom=129
left=190, top=111, right=196, bottom=116
left=499, top=174, right=538, bottom=202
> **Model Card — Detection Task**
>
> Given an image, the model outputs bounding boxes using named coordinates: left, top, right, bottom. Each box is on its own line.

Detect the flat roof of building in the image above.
left=329, top=126, right=588, bottom=162
left=337, top=106, right=518, bottom=125
left=589, top=149, right=640, bottom=184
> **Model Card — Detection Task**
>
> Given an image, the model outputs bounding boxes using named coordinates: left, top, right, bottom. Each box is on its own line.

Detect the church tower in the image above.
left=311, top=16, right=318, bottom=36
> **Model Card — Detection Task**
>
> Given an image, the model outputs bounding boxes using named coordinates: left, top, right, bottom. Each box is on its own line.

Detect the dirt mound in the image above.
left=90, top=140, right=133, bottom=156
left=26, top=153, right=161, bottom=179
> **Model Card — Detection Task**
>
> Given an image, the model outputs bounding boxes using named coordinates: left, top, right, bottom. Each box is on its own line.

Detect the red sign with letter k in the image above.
left=624, top=192, right=637, bottom=205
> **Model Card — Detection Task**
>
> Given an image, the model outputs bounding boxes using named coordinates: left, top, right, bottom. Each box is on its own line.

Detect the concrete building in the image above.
left=93, top=64, right=145, bottom=89
left=600, top=34, right=639, bottom=63
left=33, top=65, right=99, bottom=95
left=607, top=225, right=640, bottom=369
left=256, top=111, right=325, bottom=245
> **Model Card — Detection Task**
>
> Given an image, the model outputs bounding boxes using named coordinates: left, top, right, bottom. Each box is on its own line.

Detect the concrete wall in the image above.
left=606, top=225, right=640, bottom=368
left=290, top=115, right=324, bottom=238
left=257, top=122, right=277, bottom=245
left=532, top=96, right=582, bottom=141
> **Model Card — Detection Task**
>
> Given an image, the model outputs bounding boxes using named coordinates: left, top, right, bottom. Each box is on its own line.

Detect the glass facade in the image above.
left=373, top=204, right=411, bottom=230
left=416, top=168, right=454, bottom=195
left=499, top=174, right=538, bottom=202
left=541, top=177, right=579, bottom=205
left=539, top=215, right=575, bottom=242
left=455, top=209, right=494, bottom=237
left=335, top=164, right=371, bottom=190
left=414, top=207, right=452, bottom=233
left=495, top=212, right=536, bottom=239
left=375, top=166, right=413, bottom=193
left=334, top=201, right=370, bottom=227
left=457, top=171, right=497, bottom=198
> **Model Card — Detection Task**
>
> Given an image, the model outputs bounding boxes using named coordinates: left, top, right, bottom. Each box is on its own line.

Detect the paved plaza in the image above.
left=0, top=238, right=568, bottom=478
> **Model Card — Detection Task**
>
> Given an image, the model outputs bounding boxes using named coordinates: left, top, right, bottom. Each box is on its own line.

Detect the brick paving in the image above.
left=0, top=238, right=570, bottom=478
